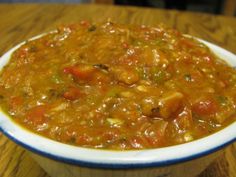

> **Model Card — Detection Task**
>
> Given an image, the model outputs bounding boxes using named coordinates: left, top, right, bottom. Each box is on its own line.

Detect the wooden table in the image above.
left=0, top=4, right=236, bottom=177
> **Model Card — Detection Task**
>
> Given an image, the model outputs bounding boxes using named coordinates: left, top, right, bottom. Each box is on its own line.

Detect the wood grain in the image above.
left=0, top=4, right=235, bottom=177
left=223, top=0, right=236, bottom=16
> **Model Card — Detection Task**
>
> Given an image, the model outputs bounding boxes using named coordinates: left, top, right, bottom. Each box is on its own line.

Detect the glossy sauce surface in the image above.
left=0, top=21, right=236, bottom=150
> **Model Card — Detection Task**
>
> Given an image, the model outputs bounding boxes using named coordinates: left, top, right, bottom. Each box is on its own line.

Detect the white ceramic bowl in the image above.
left=0, top=35, right=236, bottom=177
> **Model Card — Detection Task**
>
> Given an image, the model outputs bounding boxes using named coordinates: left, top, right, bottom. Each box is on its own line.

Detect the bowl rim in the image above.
left=0, top=34, right=236, bottom=169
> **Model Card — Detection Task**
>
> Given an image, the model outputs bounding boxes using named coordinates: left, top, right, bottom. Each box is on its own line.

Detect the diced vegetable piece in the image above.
left=106, top=118, right=124, bottom=127
left=120, top=91, right=134, bottom=98
left=64, top=64, right=95, bottom=80
left=192, top=98, right=218, bottom=116
left=183, top=132, right=193, bottom=142
left=111, top=66, right=139, bottom=85
left=141, top=96, right=159, bottom=117
left=64, top=64, right=110, bottom=84
left=158, top=92, right=184, bottom=119
left=174, top=106, right=193, bottom=130
left=51, top=102, right=69, bottom=112
left=63, top=87, right=84, bottom=101
left=136, top=85, right=148, bottom=92
left=142, top=47, right=168, bottom=67
left=143, top=120, right=168, bottom=146
left=26, top=105, right=48, bottom=125
left=92, top=71, right=111, bottom=84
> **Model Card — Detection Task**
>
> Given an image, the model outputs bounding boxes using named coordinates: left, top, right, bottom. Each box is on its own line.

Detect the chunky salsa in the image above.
left=0, top=21, right=236, bottom=150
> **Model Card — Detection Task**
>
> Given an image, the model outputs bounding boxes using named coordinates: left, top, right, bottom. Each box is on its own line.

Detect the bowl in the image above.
left=0, top=34, right=236, bottom=177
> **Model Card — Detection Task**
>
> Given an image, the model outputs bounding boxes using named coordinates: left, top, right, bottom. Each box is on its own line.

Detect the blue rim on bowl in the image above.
left=0, top=122, right=236, bottom=169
